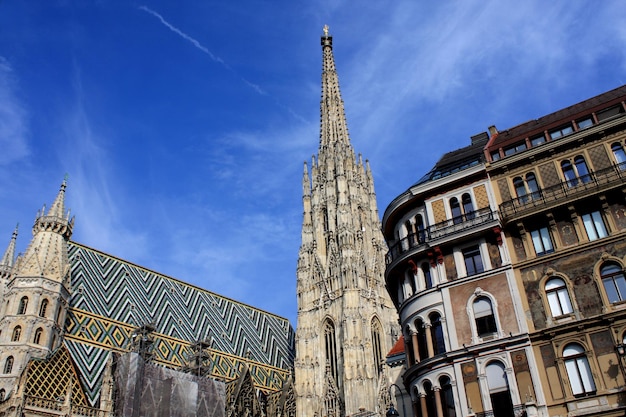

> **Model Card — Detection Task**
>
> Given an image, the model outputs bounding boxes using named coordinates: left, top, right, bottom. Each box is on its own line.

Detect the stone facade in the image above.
left=294, top=28, right=399, bottom=417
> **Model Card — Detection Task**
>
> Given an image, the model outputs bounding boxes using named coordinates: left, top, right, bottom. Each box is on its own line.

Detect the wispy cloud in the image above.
left=0, top=57, right=29, bottom=166
left=138, top=5, right=266, bottom=96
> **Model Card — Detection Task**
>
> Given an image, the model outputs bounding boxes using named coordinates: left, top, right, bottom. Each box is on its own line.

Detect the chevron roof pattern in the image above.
left=64, top=242, right=295, bottom=405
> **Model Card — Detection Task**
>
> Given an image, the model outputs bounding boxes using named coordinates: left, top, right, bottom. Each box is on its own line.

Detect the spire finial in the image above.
left=323, top=25, right=329, bottom=37
left=0, top=224, right=19, bottom=271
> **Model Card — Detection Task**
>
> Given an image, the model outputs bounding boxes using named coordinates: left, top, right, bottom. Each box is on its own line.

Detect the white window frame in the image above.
left=545, top=277, right=573, bottom=317
left=530, top=227, right=554, bottom=256
left=563, top=343, right=596, bottom=396
left=581, top=211, right=608, bottom=241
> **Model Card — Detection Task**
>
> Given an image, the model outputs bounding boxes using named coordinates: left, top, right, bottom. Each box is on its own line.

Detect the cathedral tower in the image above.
left=0, top=180, right=73, bottom=397
left=294, top=27, right=398, bottom=417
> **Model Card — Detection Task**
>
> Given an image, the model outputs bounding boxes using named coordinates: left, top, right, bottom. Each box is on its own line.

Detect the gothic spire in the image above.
left=0, top=224, right=18, bottom=277
left=319, top=25, right=354, bottom=159
left=34, top=178, right=74, bottom=240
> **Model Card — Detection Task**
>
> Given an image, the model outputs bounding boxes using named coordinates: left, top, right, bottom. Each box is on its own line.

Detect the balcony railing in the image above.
left=499, top=162, right=626, bottom=222
left=386, top=207, right=496, bottom=265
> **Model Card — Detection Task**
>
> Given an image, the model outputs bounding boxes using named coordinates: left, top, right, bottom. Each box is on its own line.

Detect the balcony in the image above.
left=386, top=207, right=497, bottom=265
left=499, top=162, right=626, bottom=224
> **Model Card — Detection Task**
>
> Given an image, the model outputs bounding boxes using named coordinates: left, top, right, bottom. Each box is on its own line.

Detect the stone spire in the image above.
left=15, top=179, right=74, bottom=281
left=295, top=27, right=398, bottom=417
left=0, top=225, right=18, bottom=279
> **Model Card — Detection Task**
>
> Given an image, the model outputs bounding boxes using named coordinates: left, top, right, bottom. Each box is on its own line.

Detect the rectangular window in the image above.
left=549, top=125, right=574, bottom=140
left=490, top=151, right=501, bottom=161
left=597, top=105, right=623, bottom=122
left=582, top=211, right=608, bottom=241
left=530, top=227, right=554, bottom=255
left=530, top=135, right=546, bottom=147
left=577, top=117, right=593, bottom=129
left=504, top=142, right=527, bottom=156
left=463, top=246, right=484, bottom=276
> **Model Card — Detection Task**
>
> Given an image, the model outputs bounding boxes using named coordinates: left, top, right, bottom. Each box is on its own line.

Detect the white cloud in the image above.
left=0, top=57, right=29, bottom=166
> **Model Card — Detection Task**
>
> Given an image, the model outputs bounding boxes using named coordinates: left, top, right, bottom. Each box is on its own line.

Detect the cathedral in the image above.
left=0, top=27, right=399, bottom=417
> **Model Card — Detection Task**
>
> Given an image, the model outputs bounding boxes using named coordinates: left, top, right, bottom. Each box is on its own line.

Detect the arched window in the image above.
left=563, top=343, right=596, bottom=396
left=39, top=299, right=48, bottom=318
left=545, top=277, right=573, bottom=317
left=422, top=262, right=433, bottom=289
left=439, top=376, right=456, bottom=417
left=473, top=297, right=497, bottom=337
left=33, top=328, right=43, bottom=345
left=526, top=173, right=540, bottom=199
left=423, top=380, right=437, bottom=417
left=486, top=362, right=514, bottom=417
left=450, top=198, right=462, bottom=224
left=415, top=214, right=425, bottom=243
left=324, top=320, right=338, bottom=384
left=513, top=177, right=527, bottom=203
left=430, top=313, right=445, bottom=355
left=611, top=142, right=626, bottom=169
left=462, top=193, right=474, bottom=220
left=371, top=318, right=383, bottom=371
left=11, top=326, right=21, bottom=342
left=574, top=156, right=591, bottom=183
left=561, top=160, right=577, bottom=187
left=18, top=296, right=28, bottom=315
left=415, top=318, right=428, bottom=360
left=3, top=356, right=13, bottom=374
left=600, top=262, right=626, bottom=303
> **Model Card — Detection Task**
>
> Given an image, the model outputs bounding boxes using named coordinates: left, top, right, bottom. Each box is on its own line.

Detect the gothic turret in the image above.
left=295, top=27, right=399, bottom=417
left=0, top=180, right=74, bottom=397
left=0, top=226, right=18, bottom=281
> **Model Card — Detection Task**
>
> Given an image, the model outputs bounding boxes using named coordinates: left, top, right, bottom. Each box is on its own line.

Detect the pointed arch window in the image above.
left=3, top=356, right=13, bottom=374
left=545, top=277, right=573, bottom=317
left=18, top=296, right=28, bottom=315
left=611, top=142, right=626, bottom=169
left=39, top=299, right=49, bottom=318
left=371, top=318, right=383, bottom=371
left=33, top=328, right=43, bottom=345
left=430, top=313, right=445, bottom=355
left=600, top=262, right=626, bottom=303
left=324, top=319, right=338, bottom=384
left=11, top=326, right=21, bottom=342
left=563, top=343, right=596, bottom=396
left=473, top=297, right=497, bottom=337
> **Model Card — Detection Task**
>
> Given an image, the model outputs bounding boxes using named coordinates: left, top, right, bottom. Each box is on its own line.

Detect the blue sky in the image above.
left=1, top=1, right=625, bottom=326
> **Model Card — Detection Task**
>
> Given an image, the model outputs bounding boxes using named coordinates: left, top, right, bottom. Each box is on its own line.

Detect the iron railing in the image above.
left=499, top=162, right=626, bottom=222
left=386, top=207, right=497, bottom=265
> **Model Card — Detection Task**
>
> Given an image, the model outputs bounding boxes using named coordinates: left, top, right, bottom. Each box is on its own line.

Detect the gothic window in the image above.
left=371, top=318, right=383, bottom=371
left=611, top=142, right=626, bottom=169
left=563, top=343, right=596, bottom=396
left=545, top=277, right=573, bottom=317
left=473, top=297, right=497, bottom=337
left=18, top=296, right=28, bottom=315
left=3, top=356, right=13, bottom=374
left=581, top=211, right=608, bottom=241
left=530, top=227, right=554, bottom=256
left=33, top=328, right=43, bottom=345
left=463, top=246, right=484, bottom=276
left=439, top=376, right=456, bottom=417
left=430, top=313, right=445, bottom=355
left=486, top=362, right=514, bottom=417
left=600, top=262, right=626, bottom=303
left=11, top=326, right=21, bottom=342
left=422, top=262, right=433, bottom=289
left=39, top=299, right=48, bottom=318
left=324, top=319, right=338, bottom=384
left=450, top=198, right=462, bottom=224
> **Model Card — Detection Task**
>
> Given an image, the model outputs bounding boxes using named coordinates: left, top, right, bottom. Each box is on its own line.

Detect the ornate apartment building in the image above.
left=382, top=85, right=626, bottom=417
left=294, top=27, right=399, bottom=417
left=485, top=85, right=626, bottom=417
left=382, top=133, right=542, bottom=417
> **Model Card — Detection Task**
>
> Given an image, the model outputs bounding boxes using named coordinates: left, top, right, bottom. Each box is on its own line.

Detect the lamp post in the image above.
left=387, top=384, right=407, bottom=417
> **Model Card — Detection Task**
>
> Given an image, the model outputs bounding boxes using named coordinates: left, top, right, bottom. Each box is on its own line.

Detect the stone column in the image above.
left=434, top=387, right=444, bottom=417
left=424, top=324, right=434, bottom=358
left=411, top=332, right=420, bottom=363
